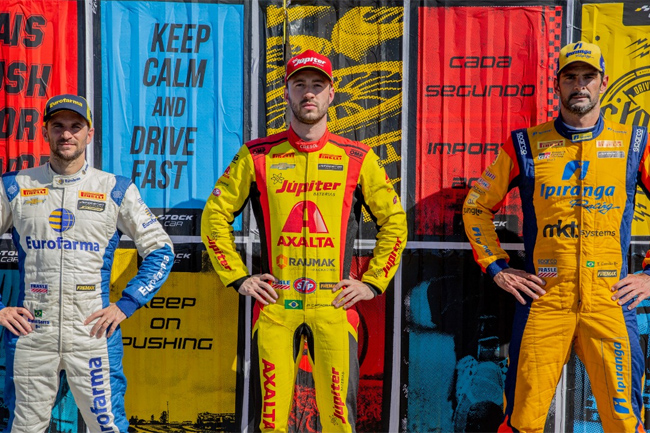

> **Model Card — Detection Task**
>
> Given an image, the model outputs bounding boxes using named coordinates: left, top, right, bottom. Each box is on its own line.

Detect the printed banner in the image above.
left=112, top=249, right=238, bottom=430
left=264, top=1, right=403, bottom=236
left=581, top=2, right=650, bottom=237
left=415, top=6, right=562, bottom=237
left=0, top=0, right=79, bottom=172
left=100, top=0, right=244, bottom=233
left=398, top=248, right=555, bottom=432
left=0, top=1, right=82, bottom=430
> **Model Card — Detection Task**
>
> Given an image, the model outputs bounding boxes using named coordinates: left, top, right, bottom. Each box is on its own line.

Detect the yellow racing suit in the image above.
left=202, top=126, right=406, bottom=432
left=463, top=116, right=649, bottom=433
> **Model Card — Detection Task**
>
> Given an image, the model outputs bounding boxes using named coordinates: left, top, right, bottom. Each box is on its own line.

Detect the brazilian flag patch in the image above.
left=285, top=300, right=304, bottom=310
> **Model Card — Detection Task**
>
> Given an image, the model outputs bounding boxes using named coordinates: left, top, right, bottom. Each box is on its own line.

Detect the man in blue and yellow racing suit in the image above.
left=202, top=50, right=406, bottom=432
left=0, top=94, right=174, bottom=432
left=463, top=42, right=650, bottom=432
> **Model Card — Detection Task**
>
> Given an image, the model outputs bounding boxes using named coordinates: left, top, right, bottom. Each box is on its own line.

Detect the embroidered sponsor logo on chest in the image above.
left=79, top=191, right=106, bottom=201
left=78, top=200, right=106, bottom=212
left=21, top=188, right=48, bottom=197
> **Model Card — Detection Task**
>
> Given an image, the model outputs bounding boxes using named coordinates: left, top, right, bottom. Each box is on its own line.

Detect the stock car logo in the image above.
left=293, top=278, right=316, bottom=294
left=49, top=209, right=75, bottom=232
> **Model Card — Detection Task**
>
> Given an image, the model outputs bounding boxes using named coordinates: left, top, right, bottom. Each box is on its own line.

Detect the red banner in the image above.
left=415, top=6, right=562, bottom=236
left=0, top=0, right=79, bottom=173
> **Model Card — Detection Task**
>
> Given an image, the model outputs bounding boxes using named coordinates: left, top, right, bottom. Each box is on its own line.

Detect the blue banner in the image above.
left=101, top=1, right=244, bottom=229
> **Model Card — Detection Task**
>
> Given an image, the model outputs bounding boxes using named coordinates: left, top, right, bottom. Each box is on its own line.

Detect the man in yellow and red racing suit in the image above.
left=463, top=41, right=650, bottom=432
left=201, top=50, right=406, bottom=433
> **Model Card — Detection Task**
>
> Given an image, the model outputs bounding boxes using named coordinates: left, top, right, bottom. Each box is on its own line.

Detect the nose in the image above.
left=61, top=129, right=74, bottom=139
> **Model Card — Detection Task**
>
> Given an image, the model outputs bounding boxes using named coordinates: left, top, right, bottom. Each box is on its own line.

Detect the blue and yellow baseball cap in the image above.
left=557, top=41, right=605, bottom=76
left=43, top=94, right=93, bottom=128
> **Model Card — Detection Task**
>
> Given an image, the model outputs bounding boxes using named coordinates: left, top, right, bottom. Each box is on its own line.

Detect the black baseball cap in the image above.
left=43, top=94, right=93, bottom=128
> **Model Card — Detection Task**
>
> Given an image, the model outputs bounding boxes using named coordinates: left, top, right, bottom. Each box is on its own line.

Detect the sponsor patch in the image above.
left=484, top=170, right=496, bottom=180
left=466, top=191, right=480, bottom=207
left=538, top=151, right=565, bottom=160
left=572, top=132, right=593, bottom=142
left=538, top=267, right=558, bottom=277
left=538, top=140, right=564, bottom=149
left=320, top=282, right=337, bottom=290
left=212, top=188, right=221, bottom=197
left=476, top=178, right=491, bottom=190
left=597, top=270, right=618, bottom=278
left=293, top=278, right=317, bottom=294
left=596, top=140, right=623, bottom=148
left=272, top=280, right=290, bottom=291
left=23, top=198, right=45, bottom=206
left=285, top=300, right=304, bottom=310
left=270, top=163, right=296, bottom=170
left=76, top=284, right=96, bottom=291
left=597, top=151, right=625, bottom=159
left=49, top=208, right=76, bottom=232
left=78, top=191, right=106, bottom=201
left=272, top=152, right=295, bottom=159
left=21, top=188, right=48, bottom=197
left=30, top=283, right=48, bottom=294
left=276, top=254, right=288, bottom=269
left=77, top=200, right=106, bottom=212
left=538, top=258, right=557, bottom=265
left=318, top=164, right=344, bottom=171
left=320, top=154, right=342, bottom=161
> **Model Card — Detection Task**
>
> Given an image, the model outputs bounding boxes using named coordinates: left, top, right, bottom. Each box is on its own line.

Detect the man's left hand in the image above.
left=84, top=304, right=127, bottom=339
left=332, top=279, right=375, bottom=309
left=611, top=273, right=650, bottom=310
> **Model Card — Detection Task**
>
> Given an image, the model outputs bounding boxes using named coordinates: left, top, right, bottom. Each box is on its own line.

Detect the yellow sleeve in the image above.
left=462, top=139, right=519, bottom=277
left=358, top=151, right=407, bottom=293
left=201, top=146, right=254, bottom=287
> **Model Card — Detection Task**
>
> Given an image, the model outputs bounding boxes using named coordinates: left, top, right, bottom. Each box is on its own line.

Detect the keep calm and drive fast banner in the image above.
left=100, top=0, right=243, bottom=229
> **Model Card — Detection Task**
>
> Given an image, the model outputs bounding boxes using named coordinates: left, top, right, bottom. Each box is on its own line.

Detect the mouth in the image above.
left=570, top=93, right=590, bottom=101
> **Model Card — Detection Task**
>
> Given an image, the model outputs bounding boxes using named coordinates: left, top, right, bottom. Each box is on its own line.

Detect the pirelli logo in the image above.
left=21, top=188, right=48, bottom=197
left=538, top=140, right=564, bottom=150
left=79, top=191, right=106, bottom=201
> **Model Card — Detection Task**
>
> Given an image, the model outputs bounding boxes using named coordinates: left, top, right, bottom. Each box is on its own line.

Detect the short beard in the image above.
left=562, top=91, right=599, bottom=116
left=288, top=97, right=327, bottom=125
left=51, top=143, right=85, bottom=162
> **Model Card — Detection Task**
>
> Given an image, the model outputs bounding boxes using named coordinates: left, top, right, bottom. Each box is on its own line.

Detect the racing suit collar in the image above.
left=288, top=126, right=330, bottom=153
left=554, top=114, right=604, bottom=143
left=48, top=161, right=89, bottom=188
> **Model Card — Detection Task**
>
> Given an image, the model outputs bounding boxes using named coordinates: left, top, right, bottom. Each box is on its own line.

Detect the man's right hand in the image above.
left=494, top=268, right=546, bottom=305
left=0, top=307, right=34, bottom=336
left=238, top=274, right=278, bottom=305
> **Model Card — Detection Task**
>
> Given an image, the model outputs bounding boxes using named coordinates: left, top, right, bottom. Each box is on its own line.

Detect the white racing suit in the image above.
left=0, top=162, right=173, bottom=432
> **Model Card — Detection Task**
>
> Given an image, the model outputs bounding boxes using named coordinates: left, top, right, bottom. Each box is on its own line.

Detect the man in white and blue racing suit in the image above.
left=0, top=94, right=174, bottom=432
